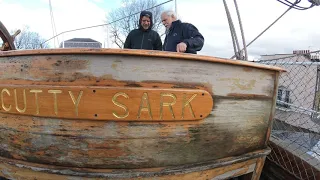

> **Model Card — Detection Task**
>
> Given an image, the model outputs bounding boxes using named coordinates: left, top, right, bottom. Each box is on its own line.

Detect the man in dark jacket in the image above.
left=124, top=11, right=162, bottom=50
left=161, top=11, right=204, bottom=54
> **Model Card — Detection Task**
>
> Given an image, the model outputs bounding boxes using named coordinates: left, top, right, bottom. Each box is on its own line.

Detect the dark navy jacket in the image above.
left=163, top=20, right=204, bottom=54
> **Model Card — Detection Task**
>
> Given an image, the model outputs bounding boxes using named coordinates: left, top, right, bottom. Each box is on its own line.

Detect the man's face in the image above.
left=161, top=14, right=173, bottom=30
left=141, top=16, right=151, bottom=30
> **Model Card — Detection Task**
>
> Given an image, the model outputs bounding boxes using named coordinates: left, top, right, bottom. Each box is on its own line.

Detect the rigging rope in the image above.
left=230, top=0, right=320, bottom=59
left=223, top=0, right=248, bottom=60
left=230, top=0, right=299, bottom=59
left=233, top=0, right=247, bottom=61
left=223, top=0, right=243, bottom=60
left=277, top=0, right=316, bottom=10
left=49, top=0, right=59, bottom=47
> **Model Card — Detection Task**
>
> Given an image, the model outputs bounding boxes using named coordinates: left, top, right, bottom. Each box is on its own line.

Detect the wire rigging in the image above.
left=49, top=0, right=59, bottom=47
left=276, top=0, right=318, bottom=10
left=233, top=0, right=247, bottom=61
left=40, top=0, right=319, bottom=59
left=40, top=0, right=173, bottom=47
left=230, top=0, right=307, bottom=59
left=223, top=0, right=242, bottom=60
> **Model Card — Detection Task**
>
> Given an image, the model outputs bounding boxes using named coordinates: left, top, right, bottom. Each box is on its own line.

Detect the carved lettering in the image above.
left=1, top=89, right=11, bottom=112
left=160, top=93, right=176, bottom=119
left=30, top=90, right=42, bottom=115
left=137, top=92, right=152, bottom=119
left=48, top=90, right=62, bottom=115
left=14, top=89, right=27, bottom=113
left=69, top=90, right=83, bottom=116
left=181, top=94, right=197, bottom=119
left=112, top=92, right=129, bottom=119
left=0, top=86, right=211, bottom=121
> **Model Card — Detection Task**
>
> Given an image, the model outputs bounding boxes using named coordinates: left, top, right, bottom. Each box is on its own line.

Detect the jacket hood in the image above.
left=139, top=10, right=153, bottom=31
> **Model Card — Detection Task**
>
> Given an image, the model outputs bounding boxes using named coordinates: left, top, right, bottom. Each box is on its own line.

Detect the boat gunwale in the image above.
left=0, top=48, right=286, bottom=72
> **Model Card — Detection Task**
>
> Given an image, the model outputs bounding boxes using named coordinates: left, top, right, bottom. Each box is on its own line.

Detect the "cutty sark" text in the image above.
left=0, top=87, right=213, bottom=121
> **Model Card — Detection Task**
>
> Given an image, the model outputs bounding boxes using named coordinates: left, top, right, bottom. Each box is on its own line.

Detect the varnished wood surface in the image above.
left=0, top=54, right=278, bottom=98
left=0, top=54, right=279, bottom=169
left=0, top=48, right=285, bottom=72
left=0, top=100, right=272, bottom=168
left=265, top=71, right=280, bottom=145
left=0, top=85, right=212, bottom=121
left=251, top=157, right=266, bottom=180
left=0, top=148, right=270, bottom=179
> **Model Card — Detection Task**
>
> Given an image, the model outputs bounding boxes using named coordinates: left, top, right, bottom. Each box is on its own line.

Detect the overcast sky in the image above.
left=1, top=0, right=319, bottom=60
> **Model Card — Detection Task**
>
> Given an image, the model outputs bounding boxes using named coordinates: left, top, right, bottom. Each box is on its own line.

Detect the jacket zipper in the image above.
left=164, top=29, right=171, bottom=50
left=164, top=36, right=169, bottom=50
left=141, top=33, right=145, bottom=49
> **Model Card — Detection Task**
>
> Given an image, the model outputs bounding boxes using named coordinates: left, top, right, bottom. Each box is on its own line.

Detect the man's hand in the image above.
left=176, top=42, right=187, bottom=53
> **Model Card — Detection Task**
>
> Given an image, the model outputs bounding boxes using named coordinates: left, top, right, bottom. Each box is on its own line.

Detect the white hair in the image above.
left=162, top=10, right=178, bottom=19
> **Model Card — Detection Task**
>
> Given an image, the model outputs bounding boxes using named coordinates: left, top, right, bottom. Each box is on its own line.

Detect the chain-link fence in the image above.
left=257, top=51, right=320, bottom=180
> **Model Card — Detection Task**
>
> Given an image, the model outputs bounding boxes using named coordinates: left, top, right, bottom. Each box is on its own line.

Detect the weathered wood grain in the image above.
left=0, top=148, right=270, bottom=179
left=265, top=71, right=280, bottom=144
left=0, top=52, right=281, bottom=171
left=0, top=48, right=285, bottom=72
left=0, top=54, right=277, bottom=97
left=251, top=157, right=266, bottom=180
left=0, top=160, right=255, bottom=180
left=0, top=98, right=272, bottom=168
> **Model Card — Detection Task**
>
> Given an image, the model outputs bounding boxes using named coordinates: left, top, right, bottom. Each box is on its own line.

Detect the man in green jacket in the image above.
left=124, top=11, right=162, bottom=50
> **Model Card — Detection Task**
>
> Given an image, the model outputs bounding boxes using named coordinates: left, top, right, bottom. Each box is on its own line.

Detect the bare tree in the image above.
left=11, top=26, right=49, bottom=49
left=107, top=0, right=165, bottom=48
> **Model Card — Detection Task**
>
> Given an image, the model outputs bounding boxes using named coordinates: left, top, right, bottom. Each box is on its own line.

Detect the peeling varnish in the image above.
left=219, top=78, right=256, bottom=91
left=0, top=149, right=270, bottom=179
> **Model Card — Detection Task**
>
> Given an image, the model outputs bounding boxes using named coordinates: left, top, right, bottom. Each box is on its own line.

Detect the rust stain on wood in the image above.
left=0, top=83, right=271, bottom=169
left=227, top=93, right=272, bottom=99
left=243, top=67, right=253, bottom=72
left=0, top=111, right=270, bottom=168
left=0, top=57, right=89, bottom=80
left=0, top=48, right=280, bottom=174
left=141, top=80, right=211, bottom=90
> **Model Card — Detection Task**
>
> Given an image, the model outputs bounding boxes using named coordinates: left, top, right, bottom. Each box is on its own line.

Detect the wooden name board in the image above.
left=0, top=86, right=213, bottom=121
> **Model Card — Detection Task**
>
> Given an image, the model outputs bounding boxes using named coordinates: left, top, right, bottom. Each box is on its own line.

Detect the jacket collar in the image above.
left=139, top=26, right=151, bottom=32
left=170, top=20, right=181, bottom=30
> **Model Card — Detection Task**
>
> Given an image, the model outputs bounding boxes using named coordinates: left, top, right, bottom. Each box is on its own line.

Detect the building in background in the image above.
left=59, top=38, right=102, bottom=48
left=257, top=50, right=320, bottom=171
left=259, top=50, right=320, bottom=131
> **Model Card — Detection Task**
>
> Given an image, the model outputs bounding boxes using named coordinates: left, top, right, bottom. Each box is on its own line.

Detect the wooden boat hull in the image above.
left=0, top=49, right=283, bottom=178
left=0, top=149, right=270, bottom=179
